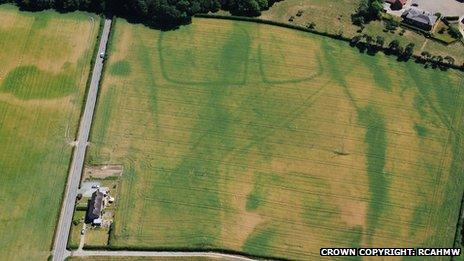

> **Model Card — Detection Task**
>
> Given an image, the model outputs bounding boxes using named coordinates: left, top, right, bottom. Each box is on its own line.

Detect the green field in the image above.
left=87, top=18, right=464, bottom=259
left=0, top=5, right=99, bottom=260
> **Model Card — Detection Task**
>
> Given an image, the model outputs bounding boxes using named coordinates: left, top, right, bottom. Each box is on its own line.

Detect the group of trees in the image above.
left=387, top=40, right=415, bottom=60
left=351, top=0, right=383, bottom=26
left=225, top=0, right=278, bottom=16
left=350, top=34, right=384, bottom=54
left=1, top=0, right=280, bottom=28
left=350, top=34, right=416, bottom=61
left=419, top=51, right=457, bottom=68
left=350, top=34, right=462, bottom=69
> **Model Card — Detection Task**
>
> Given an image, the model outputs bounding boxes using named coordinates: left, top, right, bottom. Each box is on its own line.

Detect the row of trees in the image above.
left=419, top=51, right=457, bottom=68
left=350, top=34, right=415, bottom=61
left=1, top=0, right=280, bottom=28
left=350, top=34, right=461, bottom=70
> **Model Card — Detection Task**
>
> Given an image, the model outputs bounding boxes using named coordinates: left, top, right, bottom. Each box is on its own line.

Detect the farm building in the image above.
left=402, top=7, right=438, bottom=31
left=85, top=189, right=105, bottom=226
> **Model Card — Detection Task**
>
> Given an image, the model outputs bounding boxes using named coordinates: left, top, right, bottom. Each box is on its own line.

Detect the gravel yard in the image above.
left=387, top=0, right=464, bottom=17
left=411, top=0, right=464, bottom=16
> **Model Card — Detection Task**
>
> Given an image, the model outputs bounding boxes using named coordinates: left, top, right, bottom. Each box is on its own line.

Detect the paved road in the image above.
left=52, top=18, right=112, bottom=261
left=72, top=250, right=255, bottom=261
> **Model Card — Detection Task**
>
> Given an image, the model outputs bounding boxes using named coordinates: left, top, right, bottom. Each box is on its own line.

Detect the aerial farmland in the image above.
left=0, top=0, right=463, bottom=260
left=0, top=5, right=100, bottom=260
left=85, top=17, right=464, bottom=259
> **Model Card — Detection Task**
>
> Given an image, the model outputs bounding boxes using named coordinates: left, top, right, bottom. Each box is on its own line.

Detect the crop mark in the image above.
left=157, top=25, right=251, bottom=86
left=257, top=44, right=324, bottom=85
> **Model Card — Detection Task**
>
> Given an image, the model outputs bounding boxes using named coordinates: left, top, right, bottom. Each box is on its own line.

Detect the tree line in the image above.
left=350, top=34, right=415, bottom=60
left=350, top=34, right=460, bottom=70
left=0, top=0, right=280, bottom=28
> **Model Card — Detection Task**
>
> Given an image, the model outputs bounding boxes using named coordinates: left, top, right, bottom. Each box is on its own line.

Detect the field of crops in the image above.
left=87, top=18, right=464, bottom=259
left=0, top=5, right=99, bottom=260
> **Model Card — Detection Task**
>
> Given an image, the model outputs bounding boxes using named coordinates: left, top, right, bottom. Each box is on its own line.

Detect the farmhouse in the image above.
left=401, top=7, right=438, bottom=31
left=85, top=189, right=105, bottom=226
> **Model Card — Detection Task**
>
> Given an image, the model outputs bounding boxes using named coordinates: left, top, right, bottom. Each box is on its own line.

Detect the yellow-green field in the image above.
left=0, top=5, right=99, bottom=260
left=87, top=18, right=464, bottom=259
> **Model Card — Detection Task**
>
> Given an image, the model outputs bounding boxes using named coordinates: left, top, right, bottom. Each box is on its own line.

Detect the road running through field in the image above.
left=52, top=18, right=112, bottom=261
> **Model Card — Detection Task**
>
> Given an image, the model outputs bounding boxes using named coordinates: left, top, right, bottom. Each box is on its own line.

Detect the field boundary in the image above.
left=73, top=250, right=264, bottom=261
left=194, top=13, right=351, bottom=42
left=79, top=246, right=289, bottom=261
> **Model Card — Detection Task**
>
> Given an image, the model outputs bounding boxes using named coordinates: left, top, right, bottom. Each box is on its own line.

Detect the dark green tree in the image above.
left=421, top=51, right=431, bottom=58
left=307, top=22, right=316, bottom=29
left=390, top=0, right=402, bottom=10
left=352, top=0, right=383, bottom=25
left=388, top=39, right=400, bottom=53
left=449, top=26, right=462, bottom=39
left=376, top=35, right=385, bottom=48
left=352, top=15, right=365, bottom=26
left=401, top=42, right=415, bottom=60
left=226, top=0, right=264, bottom=16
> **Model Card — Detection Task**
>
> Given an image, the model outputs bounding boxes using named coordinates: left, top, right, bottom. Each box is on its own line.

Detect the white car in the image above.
left=99, top=52, right=105, bottom=59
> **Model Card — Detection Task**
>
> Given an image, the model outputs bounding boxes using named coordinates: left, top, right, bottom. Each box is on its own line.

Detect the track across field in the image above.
left=0, top=5, right=100, bottom=260
left=87, top=18, right=464, bottom=259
